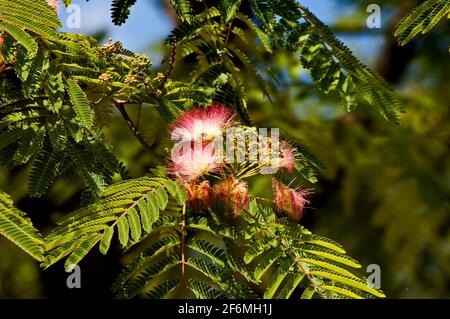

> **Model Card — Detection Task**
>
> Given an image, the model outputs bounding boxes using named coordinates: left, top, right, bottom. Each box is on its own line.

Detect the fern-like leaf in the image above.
left=394, top=0, right=450, bottom=46
left=0, top=191, right=44, bottom=261
left=66, top=79, right=95, bottom=129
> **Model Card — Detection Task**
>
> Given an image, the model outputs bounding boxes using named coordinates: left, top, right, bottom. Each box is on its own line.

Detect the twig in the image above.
left=136, top=103, right=142, bottom=132
left=113, top=99, right=163, bottom=161
left=180, top=202, right=187, bottom=297
left=158, top=35, right=177, bottom=91
left=224, top=22, right=233, bottom=48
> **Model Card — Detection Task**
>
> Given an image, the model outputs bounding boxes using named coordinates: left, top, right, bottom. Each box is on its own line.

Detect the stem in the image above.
left=180, top=202, right=187, bottom=296
left=136, top=103, right=142, bottom=132
left=224, top=22, right=233, bottom=48
left=113, top=99, right=164, bottom=161
left=158, top=35, right=177, bottom=91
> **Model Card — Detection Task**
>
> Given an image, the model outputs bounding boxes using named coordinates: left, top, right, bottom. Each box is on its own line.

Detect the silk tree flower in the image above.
left=259, top=140, right=298, bottom=173
left=272, top=178, right=311, bottom=222
left=184, top=180, right=212, bottom=209
left=169, top=142, right=225, bottom=182
left=272, top=142, right=299, bottom=173
left=213, top=176, right=249, bottom=216
left=170, top=104, right=237, bottom=143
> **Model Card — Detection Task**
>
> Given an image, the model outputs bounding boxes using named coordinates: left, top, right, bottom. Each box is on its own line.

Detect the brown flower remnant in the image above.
left=213, top=176, right=249, bottom=216
left=184, top=180, right=212, bottom=209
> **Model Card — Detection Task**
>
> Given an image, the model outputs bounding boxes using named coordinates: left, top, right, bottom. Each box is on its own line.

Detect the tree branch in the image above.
left=113, top=99, right=164, bottom=161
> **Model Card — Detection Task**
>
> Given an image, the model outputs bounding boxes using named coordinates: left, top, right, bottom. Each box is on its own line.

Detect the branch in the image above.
left=113, top=99, right=163, bottom=161
left=158, top=35, right=177, bottom=91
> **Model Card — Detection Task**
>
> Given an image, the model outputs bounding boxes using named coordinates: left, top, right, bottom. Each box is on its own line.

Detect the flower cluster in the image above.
left=167, top=104, right=312, bottom=220
left=168, top=105, right=238, bottom=212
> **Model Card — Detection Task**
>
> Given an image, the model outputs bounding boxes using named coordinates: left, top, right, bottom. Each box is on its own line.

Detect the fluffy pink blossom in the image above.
left=278, top=142, right=298, bottom=173
left=272, top=178, right=311, bottom=222
left=169, top=142, right=225, bottom=182
left=213, top=176, right=249, bottom=216
left=170, top=104, right=237, bottom=143
left=268, top=141, right=298, bottom=173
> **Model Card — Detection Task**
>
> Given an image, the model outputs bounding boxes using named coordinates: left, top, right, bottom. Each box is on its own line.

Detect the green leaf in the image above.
left=64, top=233, right=102, bottom=271
left=127, top=207, right=142, bottom=242
left=0, top=192, right=44, bottom=261
left=276, top=272, right=305, bottom=299
left=145, top=192, right=160, bottom=222
left=255, top=247, right=283, bottom=281
left=111, top=0, right=138, bottom=26
left=99, top=226, right=114, bottom=255
left=153, top=186, right=168, bottom=210
left=66, top=79, right=95, bottom=129
left=163, top=179, right=186, bottom=205
left=145, top=279, right=179, bottom=299
left=394, top=0, right=450, bottom=46
left=219, top=0, right=242, bottom=23
left=310, top=270, right=385, bottom=298
left=303, top=249, right=361, bottom=268
left=320, top=285, right=363, bottom=299
left=136, top=198, right=152, bottom=233
left=117, top=215, right=129, bottom=247
left=0, top=21, right=38, bottom=57
left=264, top=259, right=294, bottom=298
left=300, top=287, right=315, bottom=299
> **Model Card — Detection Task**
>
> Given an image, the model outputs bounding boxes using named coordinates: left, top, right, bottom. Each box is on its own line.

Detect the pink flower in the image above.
left=272, top=178, right=311, bottom=222
left=168, top=142, right=225, bottom=182
left=279, top=142, right=298, bottom=173
left=213, top=177, right=249, bottom=216
left=170, top=104, right=237, bottom=143
left=184, top=180, right=212, bottom=209
left=269, top=141, right=298, bottom=173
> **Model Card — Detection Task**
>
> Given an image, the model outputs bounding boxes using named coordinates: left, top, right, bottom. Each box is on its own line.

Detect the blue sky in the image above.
left=58, top=0, right=385, bottom=66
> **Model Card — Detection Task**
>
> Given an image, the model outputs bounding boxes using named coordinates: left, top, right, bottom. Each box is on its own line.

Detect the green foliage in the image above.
left=0, top=191, right=44, bottom=261
left=111, top=0, right=138, bottom=26
left=66, top=79, right=95, bottom=129
left=394, top=0, right=450, bottom=46
left=41, top=177, right=185, bottom=270
left=170, top=0, right=194, bottom=23
left=0, top=0, right=60, bottom=40
left=241, top=201, right=385, bottom=299
left=0, top=0, right=413, bottom=299
left=0, top=22, right=38, bottom=57
left=252, top=1, right=404, bottom=123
